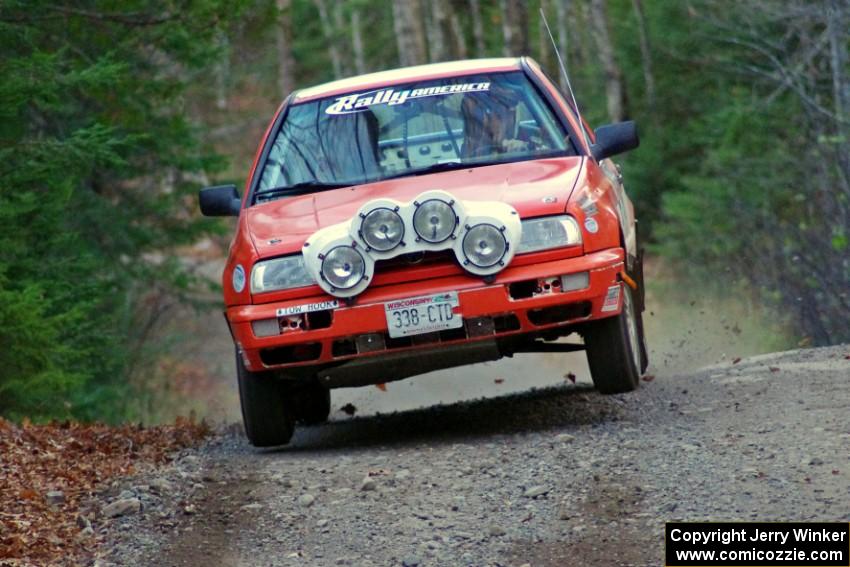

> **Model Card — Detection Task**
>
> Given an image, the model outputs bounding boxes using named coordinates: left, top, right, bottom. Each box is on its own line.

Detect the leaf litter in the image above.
left=0, top=416, right=208, bottom=566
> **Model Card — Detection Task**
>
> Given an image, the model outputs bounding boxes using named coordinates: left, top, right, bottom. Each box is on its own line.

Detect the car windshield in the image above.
left=255, top=71, right=573, bottom=199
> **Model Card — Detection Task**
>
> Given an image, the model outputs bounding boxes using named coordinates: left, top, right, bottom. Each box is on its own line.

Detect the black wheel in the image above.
left=583, top=283, right=642, bottom=394
left=236, top=352, right=295, bottom=447
left=291, top=381, right=331, bottom=425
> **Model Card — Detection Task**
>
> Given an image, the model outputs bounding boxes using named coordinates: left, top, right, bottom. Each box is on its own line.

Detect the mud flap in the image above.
left=634, top=244, right=649, bottom=373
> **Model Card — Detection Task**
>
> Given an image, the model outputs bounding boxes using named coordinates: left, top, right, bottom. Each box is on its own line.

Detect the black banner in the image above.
left=666, top=522, right=850, bottom=566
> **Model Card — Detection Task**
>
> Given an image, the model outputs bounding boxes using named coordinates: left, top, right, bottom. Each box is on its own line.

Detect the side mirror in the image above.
left=591, top=121, right=639, bottom=161
left=199, top=184, right=241, bottom=217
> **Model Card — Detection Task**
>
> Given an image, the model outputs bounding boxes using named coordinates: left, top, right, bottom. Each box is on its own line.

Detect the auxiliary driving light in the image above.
left=360, top=207, right=404, bottom=251
left=251, top=318, right=280, bottom=337
left=462, top=223, right=508, bottom=268
left=412, top=199, right=457, bottom=243
left=560, top=271, right=589, bottom=291
left=320, top=245, right=366, bottom=290
left=302, top=190, right=521, bottom=297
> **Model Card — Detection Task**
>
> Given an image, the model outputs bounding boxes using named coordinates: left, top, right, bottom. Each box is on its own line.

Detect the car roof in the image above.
left=293, top=58, right=524, bottom=103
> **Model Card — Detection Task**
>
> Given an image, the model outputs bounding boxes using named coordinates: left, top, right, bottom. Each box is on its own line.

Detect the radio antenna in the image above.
left=539, top=8, right=592, bottom=153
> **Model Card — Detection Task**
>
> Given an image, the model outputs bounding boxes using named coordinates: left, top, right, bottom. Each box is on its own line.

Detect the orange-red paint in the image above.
left=219, top=57, right=639, bottom=376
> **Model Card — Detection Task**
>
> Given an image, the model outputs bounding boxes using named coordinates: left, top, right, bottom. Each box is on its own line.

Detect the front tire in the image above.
left=583, top=283, right=642, bottom=394
left=291, top=381, right=331, bottom=425
left=236, top=352, right=295, bottom=447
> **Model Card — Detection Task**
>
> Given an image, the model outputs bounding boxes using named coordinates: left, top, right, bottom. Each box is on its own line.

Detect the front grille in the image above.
left=527, top=302, right=591, bottom=326
left=332, top=313, right=519, bottom=359
left=260, top=343, right=322, bottom=366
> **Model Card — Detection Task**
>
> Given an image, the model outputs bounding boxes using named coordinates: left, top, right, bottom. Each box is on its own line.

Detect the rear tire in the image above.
left=584, top=283, right=642, bottom=394
left=236, top=352, right=295, bottom=447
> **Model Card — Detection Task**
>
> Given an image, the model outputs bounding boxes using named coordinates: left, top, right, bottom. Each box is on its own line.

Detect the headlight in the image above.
left=251, top=255, right=314, bottom=293
left=462, top=224, right=508, bottom=268
left=360, top=207, right=404, bottom=251
left=517, top=215, right=581, bottom=253
left=320, top=245, right=366, bottom=290
left=412, top=199, right=457, bottom=243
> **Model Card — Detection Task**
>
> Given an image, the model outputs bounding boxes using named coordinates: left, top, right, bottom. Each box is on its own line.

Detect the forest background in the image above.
left=1, top=0, right=847, bottom=422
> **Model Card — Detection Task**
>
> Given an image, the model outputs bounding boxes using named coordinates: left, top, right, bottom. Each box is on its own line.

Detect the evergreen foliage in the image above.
left=0, top=0, right=245, bottom=420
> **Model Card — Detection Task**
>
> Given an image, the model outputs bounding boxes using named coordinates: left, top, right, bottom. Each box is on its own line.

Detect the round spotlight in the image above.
left=320, top=246, right=366, bottom=289
left=462, top=224, right=508, bottom=268
left=360, top=207, right=404, bottom=251
left=412, top=199, right=457, bottom=243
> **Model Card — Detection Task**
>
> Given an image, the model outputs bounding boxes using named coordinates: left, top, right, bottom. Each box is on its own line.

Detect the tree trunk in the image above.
left=392, top=0, right=427, bottom=67
left=826, top=0, right=850, bottom=198
left=449, top=8, right=468, bottom=59
left=590, top=0, right=627, bottom=121
left=214, top=30, right=229, bottom=110
left=351, top=8, right=366, bottom=75
left=426, top=0, right=447, bottom=62
left=435, top=0, right=464, bottom=61
left=469, top=0, right=486, bottom=56
left=500, top=0, right=529, bottom=56
left=332, top=1, right=350, bottom=76
left=554, top=0, right=570, bottom=91
left=276, top=0, right=296, bottom=98
left=574, top=1, right=592, bottom=71
left=430, top=0, right=461, bottom=61
left=314, top=0, right=343, bottom=79
left=538, top=0, right=551, bottom=71
left=631, top=0, right=657, bottom=113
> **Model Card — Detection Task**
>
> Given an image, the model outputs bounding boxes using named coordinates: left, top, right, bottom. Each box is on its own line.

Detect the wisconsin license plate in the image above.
left=384, top=292, right=462, bottom=338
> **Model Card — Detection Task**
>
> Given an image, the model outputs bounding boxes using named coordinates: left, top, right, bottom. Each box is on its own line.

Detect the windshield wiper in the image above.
left=255, top=180, right=350, bottom=200
left=381, top=161, right=469, bottom=181
left=256, top=162, right=473, bottom=200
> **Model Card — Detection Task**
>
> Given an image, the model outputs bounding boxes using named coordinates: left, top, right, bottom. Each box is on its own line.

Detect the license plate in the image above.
left=384, top=292, right=462, bottom=338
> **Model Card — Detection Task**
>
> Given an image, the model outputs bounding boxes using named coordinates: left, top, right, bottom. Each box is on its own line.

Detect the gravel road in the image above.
left=100, top=344, right=850, bottom=567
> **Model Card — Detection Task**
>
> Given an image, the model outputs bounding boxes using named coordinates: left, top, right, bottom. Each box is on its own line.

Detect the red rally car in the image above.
left=200, top=57, right=648, bottom=447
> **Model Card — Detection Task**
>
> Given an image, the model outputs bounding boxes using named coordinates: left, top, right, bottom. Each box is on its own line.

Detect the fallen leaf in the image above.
left=375, top=383, right=387, bottom=392
left=768, top=366, right=780, bottom=372
left=0, top=418, right=207, bottom=566
left=732, top=357, right=742, bottom=364
left=339, top=403, right=357, bottom=416
left=641, top=374, right=655, bottom=382
left=832, top=470, right=840, bottom=475
left=494, top=378, right=504, bottom=384
left=19, top=489, right=39, bottom=501
left=564, top=372, right=576, bottom=384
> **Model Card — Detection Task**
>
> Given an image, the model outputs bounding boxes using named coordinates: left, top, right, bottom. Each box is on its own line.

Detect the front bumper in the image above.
left=228, top=248, right=626, bottom=372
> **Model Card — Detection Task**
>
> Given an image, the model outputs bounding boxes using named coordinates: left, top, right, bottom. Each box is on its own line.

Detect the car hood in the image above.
left=246, top=156, right=584, bottom=257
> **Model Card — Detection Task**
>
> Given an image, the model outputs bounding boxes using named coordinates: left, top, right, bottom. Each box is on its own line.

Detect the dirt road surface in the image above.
left=100, top=344, right=850, bottom=566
